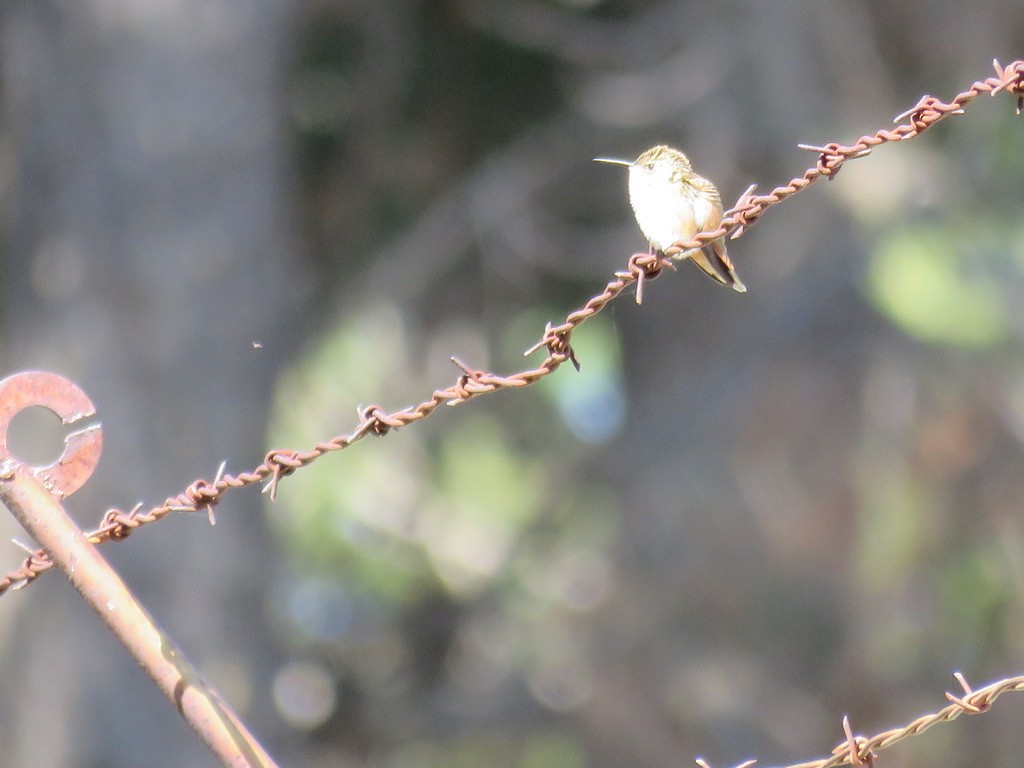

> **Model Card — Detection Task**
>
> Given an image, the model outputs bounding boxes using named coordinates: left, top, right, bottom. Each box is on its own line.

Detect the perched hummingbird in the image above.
left=595, top=145, right=746, bottom=292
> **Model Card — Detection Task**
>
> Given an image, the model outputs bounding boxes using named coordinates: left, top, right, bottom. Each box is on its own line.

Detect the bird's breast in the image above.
left=627, top=171, right=698, bottom=252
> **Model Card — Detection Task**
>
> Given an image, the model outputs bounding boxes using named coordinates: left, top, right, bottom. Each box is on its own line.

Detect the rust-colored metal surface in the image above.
left=0, top=372, right=278, bottom=767
left=0, top=370, right=102, bottom=498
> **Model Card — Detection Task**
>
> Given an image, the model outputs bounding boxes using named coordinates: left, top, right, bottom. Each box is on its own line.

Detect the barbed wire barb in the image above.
left=203, top=461, right=227, bottom=525
left=10, top=538, right=35, bottom=556
left=2, top=60, right=1023, bottom=599
left=943, top=671, right=989, bottom=714
left=696, top=757, right=757, bottom=768
left=839, top=715, right=876, bottom=768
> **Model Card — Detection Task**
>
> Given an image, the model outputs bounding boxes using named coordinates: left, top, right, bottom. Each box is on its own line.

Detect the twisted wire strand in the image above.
left=2, top=59, right=1022, bottom=598
left=692, top=674, right=1024, bottom=768
left=778, top=673, right=1024, bottom=768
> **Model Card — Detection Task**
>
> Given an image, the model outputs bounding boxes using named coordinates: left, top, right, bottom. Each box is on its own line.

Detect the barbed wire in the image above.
left=2, top=59, right=1022, bottom=598
left=696, top=672, right=1024, bottom=768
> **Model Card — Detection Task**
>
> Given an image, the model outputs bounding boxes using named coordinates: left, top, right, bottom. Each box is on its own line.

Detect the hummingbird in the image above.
left=595, top=145, right=746, bottom=293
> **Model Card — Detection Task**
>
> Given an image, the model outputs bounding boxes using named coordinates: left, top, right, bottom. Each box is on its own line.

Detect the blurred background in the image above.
left=1, top=1, right=1024, bottom=767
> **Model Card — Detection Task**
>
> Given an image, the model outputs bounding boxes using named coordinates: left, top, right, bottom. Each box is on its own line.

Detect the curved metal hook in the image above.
left=0, top=371, right=102, bottom=498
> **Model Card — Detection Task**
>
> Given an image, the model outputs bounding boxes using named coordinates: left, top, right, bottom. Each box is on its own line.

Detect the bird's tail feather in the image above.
left=706, top=239, right=747, bottom=293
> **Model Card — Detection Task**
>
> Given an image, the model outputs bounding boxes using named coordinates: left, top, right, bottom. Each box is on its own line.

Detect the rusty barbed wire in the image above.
left=694, top=672, right=1024, bottom=768
left=780, top=672, right=1024, bottom=768
left=2, top=59, right=1023, bottom=597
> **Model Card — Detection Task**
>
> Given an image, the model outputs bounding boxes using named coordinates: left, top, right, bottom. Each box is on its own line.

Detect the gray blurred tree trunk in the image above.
left=0, top=2, right=301, bottom=766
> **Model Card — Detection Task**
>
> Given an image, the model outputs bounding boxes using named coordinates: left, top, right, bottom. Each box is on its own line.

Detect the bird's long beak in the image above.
left=593, top=157, right=632, bottom=166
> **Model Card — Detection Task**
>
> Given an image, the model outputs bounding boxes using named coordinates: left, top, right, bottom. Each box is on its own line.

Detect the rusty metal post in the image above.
left=0, top=466, right=280, bottom=768
left=0, top=371, right=278, bottom=768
